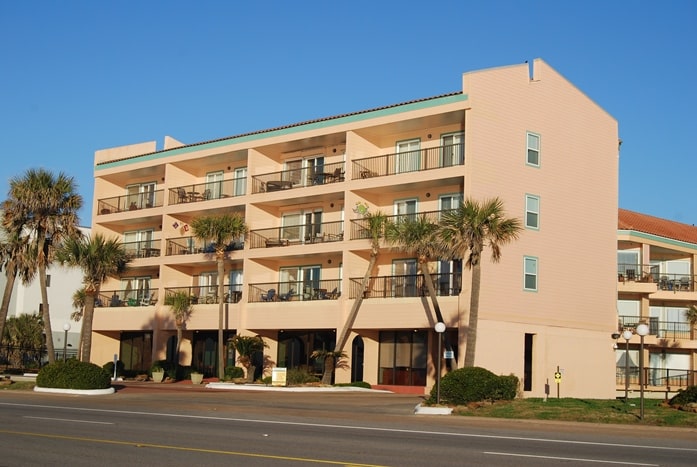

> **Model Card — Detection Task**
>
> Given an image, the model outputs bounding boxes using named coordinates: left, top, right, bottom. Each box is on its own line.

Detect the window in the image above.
left=285, top=155, right=324, bottom=187
left=441, top=132, right=464, bottom=166
left=396, top=139, right=421, bottom=173
left=524, top=256, right=538, bottom=291
left=525, top=195, right=540, bottom=229
left=279, top=265, right=321, bottom=300
left=394, top=198, right=417, bottom=222
left=617, top=250, right=639, bottom=277
left=392, top=259, right=418, bottom=297
left=378, top=330, right=427, bottom=386
left=126, top=182, right=156, bottom=209
left=46, top=275, right=51, bottom=287
left=282, top=209, right=322, bottom=242
left=439, top=193, right=462, bottom=212
left=205, top=171, right=224, bottom=199
left=234, top=167, right=247, bottom=196
left=526, top=132, right=540, bottom=166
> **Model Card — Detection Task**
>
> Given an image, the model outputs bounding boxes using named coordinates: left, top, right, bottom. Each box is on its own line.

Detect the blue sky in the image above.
left=1, top=1, right=695, bottom=227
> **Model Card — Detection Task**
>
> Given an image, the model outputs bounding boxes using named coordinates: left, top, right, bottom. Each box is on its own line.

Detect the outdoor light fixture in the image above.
left=635, top=322, right=650, bottom=420
left=434, top=322, right=446, bottom=405
left=62, top=323, right=71, bottom=362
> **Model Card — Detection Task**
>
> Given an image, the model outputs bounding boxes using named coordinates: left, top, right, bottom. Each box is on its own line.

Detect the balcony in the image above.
left=351, top=143, right=463, bottom=180
left=349, top=273, right=461, bottom=299
left=248, top=280, right=341, bottom=303
left=616, top=366, right=697, bottom=391
left=350, top=210, right=446, bottom=240
left=251, top=162, right=345, bottom=194
left=165, top=236, right=244, bottom=256
left=169, top=177, right=246, bottom=205
left=97, top=190, right=165, bottom=215
left=164, top=286, right=243, bottom=305
left=618, top=315, right=693, bottom=340
left=123, top=240, right=161, bottom=259
left=97, top=289, right=158, bottom=307
left=248, top=221, right=344, bottom=249
left=618, top=264, right=696, bottom=293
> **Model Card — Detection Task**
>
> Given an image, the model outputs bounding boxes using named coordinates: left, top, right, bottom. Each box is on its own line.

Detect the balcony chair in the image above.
left=177, top=188, right=188, bottom=203
left=279, top=288, right=295, bottom=301
left=140, top=293, right=153, bottom=306
left=261, top=289, right=276, bottom=302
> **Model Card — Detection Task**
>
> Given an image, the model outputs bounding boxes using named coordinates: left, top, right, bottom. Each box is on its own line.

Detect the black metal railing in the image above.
left=97, top=289, right=158, bottom=307
left=351, top=143, right=463, bottom=180
left=0, top=344, right=46, bottom=371
left=248, top=221, right=344, bottom=248
left=169, top=177, right=246, bottom=205
left=164, top=285, right=243, bottom=305
left=615, top=366, right=697, bottom=390
left=349, top=273, right=461, bottom=299
left=350, top=209, right=446, bottom=240
left=248, top=280, right=341, bottom=303
left=617, top=263, right=695, bottom=291
left=97, top=190, right=165, bottom=215
left=165, top=236, right=244, bottom=255
left=122, top=240, right=162, bottom=259
left=618, top=315, right=693, bottom=340
left=251, top=162, right=345, bottom=194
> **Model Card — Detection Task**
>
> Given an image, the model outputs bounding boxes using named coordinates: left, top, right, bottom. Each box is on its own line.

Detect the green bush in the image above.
left=225, top=366, right=244, bottom=380
left=334, top=381, right=372, bottom=389
left=429, top=366, right=518, bottom=405
left=37, top=360, right=111, bottom=390
left=669, top=385, right=697, bottom=406
left=102, top=360, right=125, bottom=378
left=286, top=367, right=320, bottom=385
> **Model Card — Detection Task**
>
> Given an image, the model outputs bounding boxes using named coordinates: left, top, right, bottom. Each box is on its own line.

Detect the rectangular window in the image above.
left=524, top=256, right=538, bottom=291
left=527, top=132, right=540, bottom=166
left=525, top=195, right=540, bottom=229
left=234, top=167, right=247, bottom=196
left=441, top=132, right=464, bottom=166
left=205, top=171, right=224, bottom=200
left=396, top=139, right=421, bottom=173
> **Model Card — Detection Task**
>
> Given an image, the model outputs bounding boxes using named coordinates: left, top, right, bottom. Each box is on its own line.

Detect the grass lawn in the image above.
left=453, top=397, right=697, bottom=427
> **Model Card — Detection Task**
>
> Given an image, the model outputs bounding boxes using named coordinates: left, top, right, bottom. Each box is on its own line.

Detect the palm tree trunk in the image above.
left=464, top=262, right=482, bottom=367
left=0, top=271, right=17, bottom=346
left=420, top=262, right=458, bottom=370
left=81, top=294, right=96, bottom=362
left=335, top=254, right=377, bottom=352
left=176, top=324, right=183, bottom=364
left=217, top=254, right=226, bottom=380
left=322, top=355, right=335, bottom=385
left=38, top=263, right=55, bottom=364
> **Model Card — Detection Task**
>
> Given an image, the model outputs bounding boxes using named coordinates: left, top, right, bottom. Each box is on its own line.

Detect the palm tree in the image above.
left=437, top=197, right=522, bottom=367
left=335, top=209, right=389, bottom=353
left=311, top=349, right=348, bottom=385
left=0, top=222, right=38, bottom=347
left=191, top=213, right=248, bottom=380
left=164, top=290, right=193, bottom=364
left=228, top=334, right=267, bottom=382
left=3, top=169, right=82, bottom=363
left=2, top=313, right=44, bottom=370
left=384, top=214, right=457, bottom=369
left=686, top=305, right=697, bottom=341
left=54, top=233, right=129, bottom=363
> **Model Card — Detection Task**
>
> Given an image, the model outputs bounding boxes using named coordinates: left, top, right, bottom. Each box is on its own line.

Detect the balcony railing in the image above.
left=251, top=162, right=345, bottom=194
left=351, top=143, right=463, bottom=180
left=248, top=280, right=341, bottom=303
left=164, top=285, right=243, bottom=305
left=97, top=190, right=165, bottom=215
left=165, top=236, right=244, bottom=256
left=122, top=240, right=161, bottom=259
left=97, top=289, right=158, bottom=307
left=618, top=315, right=693, bottom=340
left=615, top=366, right=697, bottom=390
left=350, top=210, right=446, bottom=240
left=248, top=221, right=344, bottom=248
left=617, top=263, right=695, bottom=291
left=169, top=177, right=246, bottom=205
left=349, top=273, right=461, bottom=299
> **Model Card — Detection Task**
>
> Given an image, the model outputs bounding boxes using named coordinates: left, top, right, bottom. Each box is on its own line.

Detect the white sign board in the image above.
left=272, top=367, right=287, bottom=387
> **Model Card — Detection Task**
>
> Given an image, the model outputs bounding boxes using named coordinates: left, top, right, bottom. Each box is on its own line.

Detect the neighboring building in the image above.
left=616, top=209, right=697, bottom=396
left=90, top=59, right=619, bottom=397
left=0, top=221, right=89, bottom=359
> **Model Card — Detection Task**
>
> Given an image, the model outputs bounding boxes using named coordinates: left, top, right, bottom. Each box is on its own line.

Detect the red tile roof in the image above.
left=618, top=209, right=697, bottom=245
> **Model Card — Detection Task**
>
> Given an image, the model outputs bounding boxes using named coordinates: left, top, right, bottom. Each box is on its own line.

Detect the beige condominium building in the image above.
left=90, top=59, right=619, bottom=398
left=616, top=209, right=697, bottom=397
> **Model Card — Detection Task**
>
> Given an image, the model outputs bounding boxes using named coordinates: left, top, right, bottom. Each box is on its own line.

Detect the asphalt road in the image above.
left=0, top=385, right=695, bottom=466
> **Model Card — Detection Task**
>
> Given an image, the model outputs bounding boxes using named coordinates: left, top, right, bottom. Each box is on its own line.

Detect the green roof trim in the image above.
left=618, top=229, right=697, bottom=251
left=96, top=93, right=468, bottom=170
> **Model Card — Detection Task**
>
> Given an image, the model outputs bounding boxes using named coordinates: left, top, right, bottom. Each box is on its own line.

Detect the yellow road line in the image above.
left=0, top=429, right=385, bottom=466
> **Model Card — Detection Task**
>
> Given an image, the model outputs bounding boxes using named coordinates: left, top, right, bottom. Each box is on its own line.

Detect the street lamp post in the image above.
left=62, top=323, right=71, bottom=362
left=434, top=322, right=446, bottom=405
left=622, top=329, right=633, bottom=402
left=636, top=323, right=650, bottom=420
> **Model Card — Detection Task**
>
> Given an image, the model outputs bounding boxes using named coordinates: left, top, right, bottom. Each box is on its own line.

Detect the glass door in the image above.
left=441, top=132, right=464, bottom=166
left=234, top=167, right=247, bottom=196
left=396, top=139, right=420, bottom=174
left=205, top=171, right=223, bottom=199
left=392, top=259, right=417, bottom=297
left=394, top=198, right=417, bottom=222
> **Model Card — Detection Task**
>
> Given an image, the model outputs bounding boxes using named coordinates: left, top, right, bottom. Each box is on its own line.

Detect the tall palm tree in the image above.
left=0, top=222, right=38, bottom=346
left=384, top=214, right=457, bottom=369
left=191, top=213, right=248, bottom=380
left=686, top=305, right=697, bottom=341
left=54, top=233, right=129, bottom=363
left=164, top=290, right=193, bottom=364
left=3, top=168, right=82, bottom=363
left=335, top=209, right=388, bottom=353
left=437, top=197, right=522, bottom=367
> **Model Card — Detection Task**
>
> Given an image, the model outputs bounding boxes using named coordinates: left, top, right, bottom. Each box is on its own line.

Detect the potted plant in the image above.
left=150, top=363, right=165, bottom=383
left=190, top=370, right=204, bottom=385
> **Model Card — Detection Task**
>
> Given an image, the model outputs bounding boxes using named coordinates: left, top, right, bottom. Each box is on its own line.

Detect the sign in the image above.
left=444, top=350, right=454, bottom=359
left=272, top=368, right=287, bottom=387
left=554, top=371, right=562, bottom=383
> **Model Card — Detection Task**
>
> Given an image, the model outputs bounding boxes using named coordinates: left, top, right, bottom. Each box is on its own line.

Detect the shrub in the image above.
left=225, top=366, right=244, bottom=380
left=429, top=366, right=518, bottom=405
left=37, top=360, right=111, bottom=390
left=102, top=360, right=125, bottom=378
left=334, top=381, right=372, bottom=389
left=669, top=385, right=697, bottom=406
left=286, top=367, right=320, bottom=385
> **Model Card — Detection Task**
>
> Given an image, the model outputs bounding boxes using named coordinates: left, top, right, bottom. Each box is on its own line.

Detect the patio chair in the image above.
left=139, top=292, right=153, bottom=306
left=261, top=289, right=276, bottom=302
left=279, top=288, right=295, bottom=301
left=177, top=188, right=188, bottom=203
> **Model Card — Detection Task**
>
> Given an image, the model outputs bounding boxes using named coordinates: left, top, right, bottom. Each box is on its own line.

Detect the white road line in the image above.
left=485, top=451, right=658, bottom=466
left=24, top=416, right=114, bottom=425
